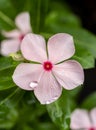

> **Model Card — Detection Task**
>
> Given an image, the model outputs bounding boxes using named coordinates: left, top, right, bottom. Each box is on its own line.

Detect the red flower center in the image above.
left=43, top=61, right=53, bottom=71
left=19, top=34, right=25, bottom=41
left=89, top=128, right=96, bottom=130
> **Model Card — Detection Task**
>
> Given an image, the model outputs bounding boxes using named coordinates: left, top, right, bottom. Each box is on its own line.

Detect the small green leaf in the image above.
left=0, top=80, right=15, bottom=90
left=0, top=88, right=25, bottom=108
left=0, top=57, right=19, bottom=71
left=81, top=92, right=96, bottom=110
left=72, top=44, right=94, bottom=69
left=45, top=5, right=81, bottom=29
left=0, top=11, right=15, bottom=30
left=30, top=0, right=49, bottom=33
left=47, top=90, right=76, bottom=130
left=0, top=57, right=20, bottom=90
left=10, top=0, right=26, bottom=13
left=0, top=88, right=23, bottom=129
left=0, top=68, right=16, bottom=90
left=0, top=104, right=18, bottom=129
left=0, top=0, right=16, bottom=18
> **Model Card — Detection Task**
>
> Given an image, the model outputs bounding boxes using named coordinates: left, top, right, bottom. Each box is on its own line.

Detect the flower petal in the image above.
left=21, top=33, right=47, bottom=62
left=90, top=108, right=96, bottom=127
left=15, top=12, right=32, bottom=33
left=70, top=109, right=91, bottom=129
left=34, top=72, right=62, bottom=104
left=1, top=39, right=20, bottom=56
left=12, top=63, right=43, bottom=90
left=53, top=60, right=84, bottom=90
left=2, top=30, right=21, bottom=38
left=48, top=33, right=75, bottom=64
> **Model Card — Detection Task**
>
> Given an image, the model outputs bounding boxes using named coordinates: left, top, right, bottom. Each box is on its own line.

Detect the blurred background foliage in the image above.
left=0, top=0, right=96, bottom=130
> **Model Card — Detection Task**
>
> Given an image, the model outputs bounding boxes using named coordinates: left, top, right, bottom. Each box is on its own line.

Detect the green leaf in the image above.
left=0, top=68, right=16, bottom=90
left=0, top=0, right=16, bottom=18
left=73, top=29, right=96, bottom=58
left=0, top=57, right=19, bottom=71
left=0, top=104, right=18, bottom=129
left=10, top=0, right=26, bottom=13
left=0, top=11, right=15, bottom=30
left=0, top=57, right=20, bottom=90
left=0, top=87, right=25, bottom=106
left=46, top=11, right=80, bottom=29
left=0, top=88, right=24, bottom=129
left=72, top=44, right=94, bottom=69
left=47, top=90, right=76, bottom=130
left=30, top=0, right=49, bottom=33
left=0, top=80, right=15, bottom=90
left=81, top=92, right=96, bottom=110
left=45, top=2, right=81, bottom=29
left=35, top=122, right=59, bottom=130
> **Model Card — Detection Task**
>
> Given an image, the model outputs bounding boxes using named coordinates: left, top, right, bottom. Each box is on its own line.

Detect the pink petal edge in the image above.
left=21, top=33, right=47, bottom=63
left=12, top=63, right=43, bottom=90
left=15, top=12, right=32, bottom=33
left=70, top=109, right=91, bottom=129
left=48, top=33, right=75, bottom=64
left=53, top=60, right=84, bottom=90
left=34, top=71, right=62, bottom=104
left=1, top=39, right=20, bottom=56
left=90, top=108, right=96, bottom=127
left=1, top=30, right=21, bottom=38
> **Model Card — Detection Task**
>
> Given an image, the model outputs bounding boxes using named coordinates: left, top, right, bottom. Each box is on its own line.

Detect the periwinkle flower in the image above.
left=1, top=12, right=32, bottom=56
left=12, top=33, right=84, bottom=104
left=70, top=108, right=96, bottom=130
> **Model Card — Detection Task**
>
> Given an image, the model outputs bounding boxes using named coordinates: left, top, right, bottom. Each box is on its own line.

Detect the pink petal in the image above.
left=53, top=60, right=84, bottom=90
left=21, top=33, right=47, bottom=62
left=70, top=109, right=91, bottom=129
left=12, top=63, right=43, bottom=90
left=15, top=12, right=32, bottom=33
left=2, top=30, right=21, bottom=38
left=90, top=108, right=96, bottom=127
left=1, top=39, right=20, bottom=56
left=34, top=72, right=62, bottom=104
left=48, top=33, right=75, bottom=64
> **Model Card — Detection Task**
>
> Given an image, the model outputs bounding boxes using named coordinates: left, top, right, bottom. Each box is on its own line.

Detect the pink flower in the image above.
left=12, top=33, right=84, bottom=104
left=1, top=12, right=32, bottom=56
left=70, top=108, right=96, bottom=130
